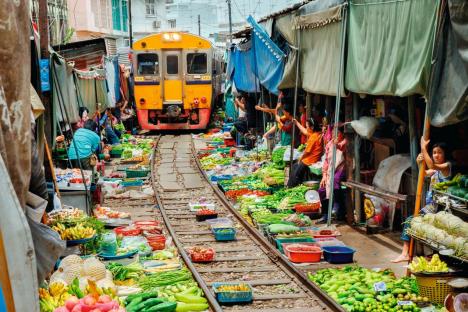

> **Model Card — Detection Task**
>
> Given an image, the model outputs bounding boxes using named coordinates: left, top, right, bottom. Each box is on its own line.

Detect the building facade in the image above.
left=67, top=0, right=129, bottom=48
left=132, top=0, right=169, bottom=40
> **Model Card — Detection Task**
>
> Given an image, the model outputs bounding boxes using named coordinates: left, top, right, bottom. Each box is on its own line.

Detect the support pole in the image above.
left=408, top=96, right=418, bottom=192
left=39, top=0, right=52, bottom=145
left=289, top=29, right=301, bottom=177
left=326, top=5, right=347, bottom=227
left=128, top=0, right=133, bottom=48
left=353, top=93, right=361, bottom=223
left=227, top=0, right=233, bottom=44
left=198, top=14, right=201, bottom=36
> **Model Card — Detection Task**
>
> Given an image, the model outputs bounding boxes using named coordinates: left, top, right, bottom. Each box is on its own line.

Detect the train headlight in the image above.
left=139, top=98, right=146, bottom=105
left=200, top=97, right=207, bottom=104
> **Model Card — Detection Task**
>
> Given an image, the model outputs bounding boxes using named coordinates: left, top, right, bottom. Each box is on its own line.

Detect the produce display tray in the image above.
left=212, top=227, right=236, bottom=241
left=322, top=246, right=356, bottom=264
left=66, top=235, right=96, bottom=247
left=212, top=282, right=253, bottom=304
left=407, top=230, right=468, bottom=263
left=98, top=249, right=138, bottom=260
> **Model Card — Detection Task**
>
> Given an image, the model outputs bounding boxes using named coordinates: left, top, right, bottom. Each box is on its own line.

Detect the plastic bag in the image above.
left=350, top=116, right=379, bottom=139
left=100, top=232, right=118, bottom=255
left=27, top=216, right=66, bottom=284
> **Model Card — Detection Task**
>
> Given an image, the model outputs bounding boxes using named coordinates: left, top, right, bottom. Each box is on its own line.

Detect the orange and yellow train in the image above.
left=132, top=32, right=223, bottom=130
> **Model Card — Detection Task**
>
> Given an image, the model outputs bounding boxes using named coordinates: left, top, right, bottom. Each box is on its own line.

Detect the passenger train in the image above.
left=131, top=32, right=224, bottom=130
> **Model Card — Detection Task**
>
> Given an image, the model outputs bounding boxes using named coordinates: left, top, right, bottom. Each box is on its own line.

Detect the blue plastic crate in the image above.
left=212, top=282, right=253, bottom=304
left=120, top=180, right=144, bottom=187
left=212, top=227, right=236, bottom=241
left=322, top=246, right=356, bottom=264
left=210, top=174, right=233, bottom=182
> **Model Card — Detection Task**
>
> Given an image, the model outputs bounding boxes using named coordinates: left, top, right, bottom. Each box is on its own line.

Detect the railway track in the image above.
left=150, top=134, right=344, bottom=312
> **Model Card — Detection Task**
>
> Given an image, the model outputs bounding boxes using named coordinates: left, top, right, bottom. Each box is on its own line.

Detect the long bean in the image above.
left=138, top=269, right=193, bottom=290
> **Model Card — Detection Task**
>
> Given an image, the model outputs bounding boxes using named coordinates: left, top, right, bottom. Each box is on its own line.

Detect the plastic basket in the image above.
left=189, top=203, right=216, bottom=212
left=210, top=174, right=233, bottom=182
left=110, top=149, right=123, bottom=158
left=125, top=168, right=150, bottom=178
left=212, top=283, right=253, bottom=304
left=120, top=180, right=144, bottom=187
left=146, top=234, right=166, bottom=251
left=114, top=226, right=141, bottom=237
left=322, top=246, right=355, bottom=264
left=275, top=237, right=315, bottom=254
left=212, top=227, right=236, bottom=241
left=206, top=217, right=233, bottom=228
left=196, top=213, right=218, bottom=221
left=224, top=138, right=236, bottom=147
left=284, top=243, right=322, bottom=263
left=294, top=202, right=321, bottom=213
left=189, top=248, right=215, bottom=262
left=414, top=273, right=453, bottom=305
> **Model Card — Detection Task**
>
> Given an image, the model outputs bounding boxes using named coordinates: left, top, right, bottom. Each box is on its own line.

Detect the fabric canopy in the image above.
left=227, top=41, right=259, bottom=93
left=295, top=0, right=346, bottom=96
left=345, top=0, right=439, bottom=96
left=428, top=0, right=468, bottom=127
left=75, top=69, right=111, bottom=116
left=248, top=15, right=286, bottom=95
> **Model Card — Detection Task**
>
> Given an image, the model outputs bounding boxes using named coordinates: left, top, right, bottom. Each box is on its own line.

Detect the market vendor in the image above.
left=287, top=118, right=323, bottom=187
left=230, top=93, right=257, bottom=148
left=68, top=120, right=102, bottom=170
left=392, top=139, right=451, bottom=263
left=262, top=104, right=298, bottom=147
left=99, top=108, right=121, bottom=145
left=76, top=107, right=89, bottom=129
left=316, top=127, right=348, bottom=224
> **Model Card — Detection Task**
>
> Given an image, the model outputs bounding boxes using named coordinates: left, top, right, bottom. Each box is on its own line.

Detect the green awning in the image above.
left=295, top=0, right=346, bottom=96
left=345, top=0, right=439, bottom=96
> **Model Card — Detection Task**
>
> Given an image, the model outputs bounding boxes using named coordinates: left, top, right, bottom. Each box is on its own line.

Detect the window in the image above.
left=146, top=0, right=155, bottom=16
left=166, top=55, right=178, bottom=75
left=137, top=54, right=159, bottom=75
left=186, top=53, right=207, bottom=74
left=168, top=19, right=176, bottom=28
left=152, top=20, right=161, bottom=29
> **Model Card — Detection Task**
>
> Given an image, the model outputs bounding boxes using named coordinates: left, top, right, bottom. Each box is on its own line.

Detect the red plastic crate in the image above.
left=114, top=226, right=141, bottom=237
left=283, top=243, right=322, bottom=263
left=224, top=138, right=236, bottom=147
left=189, top=248, right=215, bottom=262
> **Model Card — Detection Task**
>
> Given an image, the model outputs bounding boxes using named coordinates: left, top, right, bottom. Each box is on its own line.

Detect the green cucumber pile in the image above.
left=309, top=266, right=425, bottom=312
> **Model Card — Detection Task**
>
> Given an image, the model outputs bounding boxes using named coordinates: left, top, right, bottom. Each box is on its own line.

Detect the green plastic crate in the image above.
left=125, top=168, right=150, bottom=178
left=275, top=237, right=315, bottom=253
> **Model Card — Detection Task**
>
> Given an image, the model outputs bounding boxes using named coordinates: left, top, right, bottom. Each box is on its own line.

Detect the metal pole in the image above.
left=353, top=93, right=361, bottom=224
left=327, top=5, right=347, bottom=227
left=198, top=14, right=201, bottom=36
left=128, top=0, right=133, bottom=48
left=289, top=30, right=301, bottom=179
left=227, top=0, right=233, bottom=43
left=408, top=95, right=418, bottom=192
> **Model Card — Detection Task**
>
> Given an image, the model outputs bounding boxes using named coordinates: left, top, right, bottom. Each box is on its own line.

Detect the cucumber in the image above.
left=146, top=302, right=177, bottom=312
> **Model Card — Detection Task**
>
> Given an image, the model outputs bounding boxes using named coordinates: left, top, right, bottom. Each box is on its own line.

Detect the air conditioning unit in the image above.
left=152, top=20, right=161, bottom=29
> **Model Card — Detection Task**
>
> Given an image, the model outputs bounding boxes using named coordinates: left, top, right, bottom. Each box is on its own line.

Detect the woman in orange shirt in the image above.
left=287, top=118, right=323, bottom=187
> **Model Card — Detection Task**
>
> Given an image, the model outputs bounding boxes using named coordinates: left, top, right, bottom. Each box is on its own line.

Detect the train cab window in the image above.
left=187, top=53, right=207, bottom=74
left=137, top=54, right=159, bottom=75
left=166, top=55, right=179, bottom=75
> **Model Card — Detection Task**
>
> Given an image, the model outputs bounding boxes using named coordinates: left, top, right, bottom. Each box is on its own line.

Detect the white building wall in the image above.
left=132, top=0, right=168, bottom=40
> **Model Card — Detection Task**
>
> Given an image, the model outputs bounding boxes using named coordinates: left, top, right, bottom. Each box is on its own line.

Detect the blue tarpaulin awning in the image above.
left=227, top=41, right=259, bottom=93
left=247, top=15, right=286, bottom=95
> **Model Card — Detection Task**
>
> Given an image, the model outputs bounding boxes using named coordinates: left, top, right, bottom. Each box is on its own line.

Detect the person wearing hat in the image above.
left=287, top=117, right=323, bottom=187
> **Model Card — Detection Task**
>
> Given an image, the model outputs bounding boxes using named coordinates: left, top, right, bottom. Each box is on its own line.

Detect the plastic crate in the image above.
left=284, top=243, right=322, bottom=263
left=212, top=283, right=253, bottom=304
left=210, top=174, right=233, bottom=182
left=189, top=203, right=216, bottom=212
left=196, top=213, right=218, bottom=221
left=224, top=138, right=236, bottom=147
left=125, top=168, right=150, bottom=178
left=212, top=227, right=236, bottom=241
left=120, top=180, right=144, bottom=187
left=414, top=273, right=453, bottom=305
left=189, top=248, right=215, bottom=262
left=322, top=246, right=355, bottom=264
left=314, top=237, right=346, bottom=247
left=275, top=237, right=315, bottom=254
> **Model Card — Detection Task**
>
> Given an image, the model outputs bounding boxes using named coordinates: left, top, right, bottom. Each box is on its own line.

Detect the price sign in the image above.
left=397, top=301, right=413, bottom=306
left=373, top=281, right=387, bottom=292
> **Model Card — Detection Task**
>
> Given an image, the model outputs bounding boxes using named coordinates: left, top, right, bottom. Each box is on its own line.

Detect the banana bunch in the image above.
left=52, top=223, right=95, bottom=240
left=409, top=254, right=449, bottom=273
left=39, top=283, right=70, bottom=312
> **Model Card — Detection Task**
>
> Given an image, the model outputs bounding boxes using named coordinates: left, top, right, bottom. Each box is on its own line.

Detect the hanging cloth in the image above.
left=345, top=0, right=439, bottom=96
left=248, top=15, right=286, bottom=95
left=428, top=0, right=468, bottom=127
left=229, top=41, right=260, bottom=93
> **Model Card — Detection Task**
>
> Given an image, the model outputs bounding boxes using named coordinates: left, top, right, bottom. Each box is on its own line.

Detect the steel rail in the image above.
left=150, top=136, right=223, bottom=312
left=190, top=140, right=345, bottom=312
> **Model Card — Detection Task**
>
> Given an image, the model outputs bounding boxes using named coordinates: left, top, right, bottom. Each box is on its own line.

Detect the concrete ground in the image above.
left=336, top=224, right=407, bottom=277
